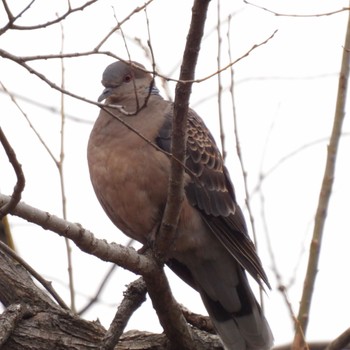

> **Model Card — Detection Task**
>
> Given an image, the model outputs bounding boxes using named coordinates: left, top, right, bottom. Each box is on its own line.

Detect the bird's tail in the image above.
left=199, top=269, right=273, bottom=350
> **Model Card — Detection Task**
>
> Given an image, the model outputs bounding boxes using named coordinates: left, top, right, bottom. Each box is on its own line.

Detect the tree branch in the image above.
left=0, top=128, right=25, bottom=219
left=0, top=0, right=99, bottom=34
left=0, top=242, right=222, bottom=349
left=325, top=327, right=350, bottom=350
left=0, top=194, right=154, bottom=276
left=293, top=6, right=350, bottom=347
left=156, top=0, right=210, bottom=255
left=101, top=277, right=147, bottom=350
left=0, top=241, right=69, bottom=310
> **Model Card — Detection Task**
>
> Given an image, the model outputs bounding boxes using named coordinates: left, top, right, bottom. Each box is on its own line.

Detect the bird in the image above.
left=87, top=60, right=273, bottom=350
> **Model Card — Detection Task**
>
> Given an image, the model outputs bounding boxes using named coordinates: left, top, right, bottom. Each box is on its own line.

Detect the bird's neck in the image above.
left=107, top=89, right=163, bottom=115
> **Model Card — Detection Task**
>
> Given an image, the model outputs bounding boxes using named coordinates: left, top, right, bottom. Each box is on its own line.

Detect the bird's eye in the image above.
left=123, top=74, right=132, bottom=83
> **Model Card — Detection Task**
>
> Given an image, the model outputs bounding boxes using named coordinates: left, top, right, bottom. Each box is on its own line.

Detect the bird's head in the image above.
left=98, top=60, right=157, bottom=105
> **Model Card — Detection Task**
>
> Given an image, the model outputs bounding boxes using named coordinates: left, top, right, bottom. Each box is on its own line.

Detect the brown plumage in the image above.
left=88, top=60, right=273, bottom=350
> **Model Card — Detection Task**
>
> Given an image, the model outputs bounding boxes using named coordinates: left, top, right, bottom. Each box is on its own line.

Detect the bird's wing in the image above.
left=156, top=107, right=270, bottom=288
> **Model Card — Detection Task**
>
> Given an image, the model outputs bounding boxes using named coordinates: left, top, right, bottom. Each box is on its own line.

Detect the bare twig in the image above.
left=244, top=1, right=350, bottom=18
left=193, top=30, right=278, bottom=84
left=78, top=238, right=134, bottom=316
left=216, top=0, right=226, bottom=161
left=94, top=0, right=155, bottom=50
left=0, top=30, right=276, bottom=86
left=293, top=7, right=350, bottom=347
left=252, top=133, right=350, bottom=197
left=0, top=0, right=99, bottom=34
left=227, top=16, right=258, bottom=256
left=0, top=81, right=57, bottom=163
left=0, top=240, right=70, bottom=310
left=259, top=189, right=307, bottom=347
left=78, top=264, right=117, bottom=316
left=58, top=18, right=76, bottom=313
left=0, top=85, right=91, bottom=124
left=0, top=0, right=35, bottom=34
left=0, top=128, right=25, bottom=218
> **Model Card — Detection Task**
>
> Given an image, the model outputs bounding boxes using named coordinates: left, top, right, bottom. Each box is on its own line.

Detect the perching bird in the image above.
left=87, top=60, right=273, bottom=350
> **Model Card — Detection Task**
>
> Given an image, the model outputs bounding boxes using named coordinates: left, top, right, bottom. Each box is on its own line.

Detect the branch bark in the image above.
left=0, top=194, right=154, bottom=275
left=0, top=243, right=223, bottom=349
left=152, top=1, right=211, bottom=348
left=156, top=0, right=210, bottom=255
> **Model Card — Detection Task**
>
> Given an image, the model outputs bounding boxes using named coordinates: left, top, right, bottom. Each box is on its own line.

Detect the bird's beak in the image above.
left=98, top=87, right=113, bottom=102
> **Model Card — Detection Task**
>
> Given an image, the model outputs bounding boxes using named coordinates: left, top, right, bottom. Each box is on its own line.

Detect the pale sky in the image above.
left=1, top=0, right=350, bottom=346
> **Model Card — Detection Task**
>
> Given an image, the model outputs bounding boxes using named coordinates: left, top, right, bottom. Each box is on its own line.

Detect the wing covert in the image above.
left=156, top=106, right=270, bottom=287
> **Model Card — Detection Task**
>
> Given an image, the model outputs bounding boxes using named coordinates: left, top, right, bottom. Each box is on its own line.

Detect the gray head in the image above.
left=98, top=61, right=155, bottom=103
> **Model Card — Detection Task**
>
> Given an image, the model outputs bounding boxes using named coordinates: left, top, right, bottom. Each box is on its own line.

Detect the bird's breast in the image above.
left=87, top=113, right=170, bottom=243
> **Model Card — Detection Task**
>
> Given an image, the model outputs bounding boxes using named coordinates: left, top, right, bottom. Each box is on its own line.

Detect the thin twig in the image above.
left=0, top=81, right=57, bottom=163
left=0, top=30, right=276, bottom=85
left=193, top=30, right=278, bottom=84
left=252, top=133, right=350, bottom=197
left=0, top=241, right=70, bottom=310
left=0, top=0, right=99, bottom=34
left=78, top=238, right=134, bottom=316
left=58, top=18, right=76, bottom=313
left=0, top=128, right=25, bottom=218
left=227, top=16, right=258, bottom=255
left=94, top=0, right=155, bottom=50
left=259, top=189, right=307, bottom=347
left=78, top=264, right=117, bottom=316
left=216, top=0, right=226, bottom=161
left=227, top=13, right=265, bottom=308
left=0, top=86, right=92, bottom=124
left=244, top=0, right=350, bottom=18
left=0, top=0, right=35, bottom=34
left=293, top=6, right=350, bottom=347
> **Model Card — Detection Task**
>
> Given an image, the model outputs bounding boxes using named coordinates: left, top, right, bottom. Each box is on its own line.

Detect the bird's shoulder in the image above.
left=156, top=106, right=236, bottom=217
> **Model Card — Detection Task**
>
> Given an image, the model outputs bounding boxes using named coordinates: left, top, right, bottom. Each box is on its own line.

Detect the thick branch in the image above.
left=0, top=194, right=155, bottom=275
left=156, top=0, right=210, bottom=254
left=101, top=277, right=147, bottom=350
left=151, top=1, right=211, bottom=348
left=0, top=195, right=216, bottom=348
left=0, top=244, right=222, bottom=349
left=142, top=256, right=199, bottom=350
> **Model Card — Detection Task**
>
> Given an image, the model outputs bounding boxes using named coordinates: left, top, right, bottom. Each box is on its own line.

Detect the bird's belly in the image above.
left=88, top=141, right=169, bottom=243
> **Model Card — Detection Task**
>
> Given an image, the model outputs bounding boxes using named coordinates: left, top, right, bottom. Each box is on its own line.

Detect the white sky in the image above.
left=1, top=0, right=350, bottom=347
